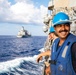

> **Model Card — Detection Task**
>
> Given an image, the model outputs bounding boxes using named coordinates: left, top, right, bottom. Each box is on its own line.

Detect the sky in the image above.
left=0, top=0, right=50, bottom=36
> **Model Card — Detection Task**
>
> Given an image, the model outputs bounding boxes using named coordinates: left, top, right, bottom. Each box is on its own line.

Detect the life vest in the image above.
left=50, top=33, right=76, bottom=75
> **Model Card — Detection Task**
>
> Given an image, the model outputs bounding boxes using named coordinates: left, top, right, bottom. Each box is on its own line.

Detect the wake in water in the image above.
left=0, top=36, right=46, bottom=75
left=0, top=55, right=44, bottom=75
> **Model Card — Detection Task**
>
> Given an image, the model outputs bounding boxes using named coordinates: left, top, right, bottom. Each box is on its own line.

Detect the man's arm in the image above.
left=37, top=50, right=51, bottom=63
left=71, top=43, right=76, bottom=73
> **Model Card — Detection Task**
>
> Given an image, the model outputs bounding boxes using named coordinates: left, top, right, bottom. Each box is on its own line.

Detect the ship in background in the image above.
left=17, top=26, right=31, bottom=38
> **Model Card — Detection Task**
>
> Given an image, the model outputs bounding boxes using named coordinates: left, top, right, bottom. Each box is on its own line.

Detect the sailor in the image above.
left=44, top=26, right=57, bottom=51
left=37, top=26, right=58, bottom=75
left=50, top=12, right=76, bottom=75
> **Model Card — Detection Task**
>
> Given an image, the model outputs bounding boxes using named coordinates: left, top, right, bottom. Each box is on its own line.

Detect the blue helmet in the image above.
left=52, top=12, right=71, bottom=26
left=49, top=26, right=55, bottom=33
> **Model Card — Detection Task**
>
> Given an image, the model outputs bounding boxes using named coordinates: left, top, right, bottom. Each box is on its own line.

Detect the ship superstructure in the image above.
left=17, top=26, right=31, bottom=38
left=43, top=0, right=76, bottom=35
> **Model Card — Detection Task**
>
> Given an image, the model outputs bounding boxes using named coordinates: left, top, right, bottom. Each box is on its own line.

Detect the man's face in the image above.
left=54, top=24, right=70, bottom=39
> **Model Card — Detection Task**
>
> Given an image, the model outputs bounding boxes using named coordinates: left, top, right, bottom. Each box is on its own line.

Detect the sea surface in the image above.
left=0, top=36, right=47, bottom=75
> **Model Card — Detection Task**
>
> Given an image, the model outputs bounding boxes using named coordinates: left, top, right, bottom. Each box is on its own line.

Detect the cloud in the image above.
left=0, top=0, right=11, bottom=22
left=0, top=0, right=48, bottom=25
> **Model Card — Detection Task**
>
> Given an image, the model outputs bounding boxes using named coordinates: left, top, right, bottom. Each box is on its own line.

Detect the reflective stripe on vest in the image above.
left=62, top=45, right=68, bottom=58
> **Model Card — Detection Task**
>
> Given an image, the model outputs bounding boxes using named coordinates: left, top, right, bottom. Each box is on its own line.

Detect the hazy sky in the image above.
left=0, top=0, right=50, bottom=36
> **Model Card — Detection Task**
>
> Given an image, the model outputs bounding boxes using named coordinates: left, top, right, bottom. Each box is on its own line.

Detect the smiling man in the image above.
left=50, top=12, right=76, bottom=75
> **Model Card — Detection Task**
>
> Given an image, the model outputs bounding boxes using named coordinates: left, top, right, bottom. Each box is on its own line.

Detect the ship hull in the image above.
left=17, top=35, right=31, bottom=38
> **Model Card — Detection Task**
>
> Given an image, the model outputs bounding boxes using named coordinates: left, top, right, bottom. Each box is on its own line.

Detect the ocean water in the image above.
left=0, top=36, right=47, bottom=75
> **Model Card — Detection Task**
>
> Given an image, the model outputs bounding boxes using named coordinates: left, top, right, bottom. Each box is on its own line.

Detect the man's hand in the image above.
left=36, top=54, right=42, bottom=63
